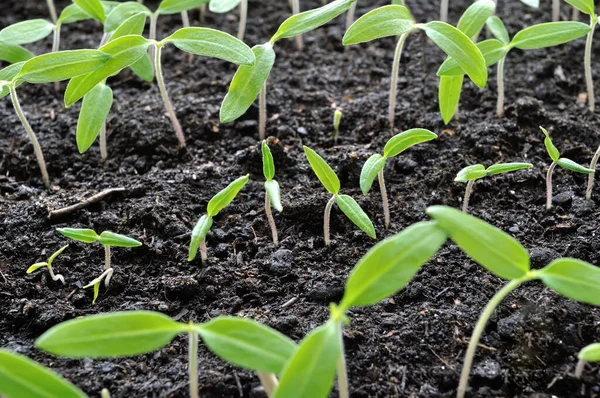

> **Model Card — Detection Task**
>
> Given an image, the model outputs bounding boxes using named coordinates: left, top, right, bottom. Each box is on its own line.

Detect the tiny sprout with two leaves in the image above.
left=262, top=140, right=283, bottom=247
left=189, top=175, right=249, bottom=263
left=27, top=244, right=69, bottom=284
left=304, top=146, right=376, bottom=246
left=576, top=343, right=600, bottom=378
left=455, top=162, right=532, bottom=212
left=360, top=128, right=437, bottom=228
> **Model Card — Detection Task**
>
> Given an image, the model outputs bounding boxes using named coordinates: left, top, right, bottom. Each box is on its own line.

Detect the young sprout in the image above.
left=209, top=0, right=249, bottom=40
left=454, top=162, right=532, bottom=213
left=426, top=205, right=600, bottom=398
left=333, top=108, right=342, bottom=143
left=576, top=343, right=600, bottom=378
left=57, top=228, right=142, bottom=302
left=189, top=175, right=250, bottom=263
left=27, top=245, right=69, bottom=284
left=343, top=5, right=488, bottom=129
left=360, top=128, right=437, bottom=228
left=262, top=141, right=283, bottom=247
left=304, top=146, right=376, bottom=246
left=540, top=127, right=593, bottom=210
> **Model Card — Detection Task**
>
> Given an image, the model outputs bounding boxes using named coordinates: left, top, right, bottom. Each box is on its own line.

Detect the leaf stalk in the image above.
left=154, top=44, right=185, bottom=147
left=389, top=32, right=409, bottom=129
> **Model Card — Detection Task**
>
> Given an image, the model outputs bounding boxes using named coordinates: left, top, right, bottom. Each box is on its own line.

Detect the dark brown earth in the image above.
left=1, top=0, right=600, bottom=396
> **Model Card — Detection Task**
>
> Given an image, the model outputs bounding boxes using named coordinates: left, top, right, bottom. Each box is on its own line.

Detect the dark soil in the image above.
left=2, top=0, right=600, bottom=396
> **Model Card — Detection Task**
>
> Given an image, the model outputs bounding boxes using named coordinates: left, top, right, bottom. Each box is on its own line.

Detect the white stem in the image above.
left=345, top=2, right=357, bottom=31
left=257, top=372, right=279, bottom=397
left=572, top=8, right=580, bottom=21
left=585, top=18, right=597, bottom=112
left=324, top=195, right=336, bottom=246
left=575, top=359, right=586, bottom=378
left=336, top=323, right=349, bottom=398
left=189, top=329, right=199, bottom=398
left=200, top=240, right=208, bottom=264
left=199, top=4, right=206, bottom=23
left=546, top=161, right=557, bottom=210
left=155, top=45, right=185, bottom=147
left=440, top=0, right=448, bottom=22
left=462, top=180, right=475, bottom=213
left=47, top=264, right=65, bottom=284
left=46, top=0, right=58, bottom=24
left=586, top=144, right=600, bottom=200
left=238, top=0, right=248, bottom=41
left=259, top=82, right=267, bottom=140
left=496, top=57, right=505, bottom=118
left=292, top=0, right=304, bottom=51
left=378, top=170, right=390, bottom=229
left=553, top=0, right=560, bottom=22
left=104, top=245, right=111, bottom=270
left=52, top=25, right=61, bottom=92
left=100, top=121, right=108, bottom=163
left=181, top=10, right=190, bottom=27
left=149, top=13, right=158, bottom=72
left=389, top=33, right=409, bottom=128
left=265, top=193, right=279, bottom=247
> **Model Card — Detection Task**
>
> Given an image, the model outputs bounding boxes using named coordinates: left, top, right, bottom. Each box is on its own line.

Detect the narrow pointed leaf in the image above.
left=538, top=258, right=600, bottom=305
left=189, top=215, right=213, bottom=261
left=439, top=75, right=463, bottom=124
left=98, top=231, right=142, bottom=247
left=73, top=0, right=106, bottom=22
left=58, top=4, right=94, bottom=24
left=209, top=0, right=243, bottom=13
left=510, top=21, right=590, bottom=50
left=342, top=5, right=414, bottom=45
left=336, top=194, right=376, bottom=239
left=47, top=244, right=69, bottom=265
left=456, top=0, right=495, bottom=39
left=262, top=140, right=275, bottom=181
left=486, top=162, right=532, bottom=175
left=27, top=262, right=48, bottom=274
left=16, top=50, right=110, bottom=84
left=158, top=0, right=211, bottom=15
left=104, top=2, right=151, bottom=33
left=0, top=42, right=34, bottom=63
left=207, top=175, right=250, bottom=217
left=360, top=154, right=386, bottom=195
left=454, top=164, right=486, bottom=182
left=564, top=0, right=595, bottom=15
left=303, top=146, right=340, bottom=195
left=384, top=128, right=437, bottom=158
left=540, top=126, right=560, bottom=162
left=77, top=83, right=113, bottom=153
left=557, top=158, right=595, bottom=174
left=109, top=12, right=147, bottom=42
left=0, top=19, right=54, bottom=45
left=57, top=228, right=100, bottom=243
left=486, top=16, right=510, bottom=44
left=579, top=343, right=600, bottom=362
left=265, top=180, right=283, bottom=212
left=438, top=39, right=507, bottom=77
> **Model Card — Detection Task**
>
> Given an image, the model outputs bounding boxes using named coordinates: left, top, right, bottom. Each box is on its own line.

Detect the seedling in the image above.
left=220, top=0, right=357, bottom=140
left=454, top=162, right=532, bottom=212
left=209, top=0, right=249, bottom=40
left=35, top=311, right=296, bottom=398
left=426, top=205, right=600, bottom=398
left=189, top=175, right=250, bottom=263
left=540, top=127, right=593, bottom=210
left=0, top=19, right=54, bottom=63
left=27, top=244, right=69, bottom=284
left=343, top=5, right=488, bottom=128
left=57, top=228, right=142, bottom=302
left=304, top=146, right=376, bottom=246
left=576, top=343, right=600, bottom=378
left=333, top=109, right=342, bottom=143
left=262, top=140, right=283, bottom=247
left=360, top=128, right=437, bottom=228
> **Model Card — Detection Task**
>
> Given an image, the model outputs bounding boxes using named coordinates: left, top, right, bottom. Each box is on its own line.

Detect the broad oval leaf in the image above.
left=579, top=343, right=600, bottom=362
left=486, top=16, right=510, bottom=45
left=220, top=43, right=275, bottom=123
left=538, top=258, right=600, bottom=305
left=303, top=146, right=340, bottom=195
left=197, top=317, right=297, bottom=373
left=109, top=12, right=147, bottom=42
left=426, top=205, right=530, bottom=280
left=158, top=0, right=211, bottom=15
left=98, top=231, right=142, bottom=247
left=265, top=180, right=283, bottom=212
left=188, top=215, right=213, bottom=261
left=15, top=50, right=110, bottom=84
left=360, top=154, right=386, bottom=195
left=0, top=62, right=25, bottom=99
left=0, top=42, right=34, bottom=64
left=0, top=349, right=87, bottom=398
left=57, top=228, right=100, bottom=243
left=58, top=4, right=93, bottom=25
left=456, top=0, right=495, bottom=39
left=272, top=0, right=356, bottom=42
left=540, top=126, right=560, bottom=162
left=454, top=164, right=486, bottom=182
left=73, top=0, right=106, bottom=22
left=336, top=194, right=376, bottom=239
left=340, top=221, right=447, bottom=310
left=209, top=0, right=242, bottom=13
left=262, top=140, right=275, bottom=181
left=557, top=158, right=595, bottom=174
left=77, top=83, right=113, bottom=153
left=342, top=5, right=414, bottom=45
left=162, top=27, right=254, bottom=65
left=35, top=311, right=187, bottom=357
left=439, top=75, right=463, bottom=124
left=486, top=162, right=532, bottom=175
left=0, top=19, right=54, bottom=45
left=438, top=39, right=507, bottom=77
left=384, top=128, right=437, bottom=158
left=565, top=0, right=595, bottom=15
left=104, top=2, right=151, bottom=33
left=207, top=175, right=250, bottom=217
left=273, top=321, right=341, bottom=398
left=510, top=21, right=590, bottom=50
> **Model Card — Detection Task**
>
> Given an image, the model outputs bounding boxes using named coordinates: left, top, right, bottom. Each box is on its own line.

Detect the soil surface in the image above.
left=2, top=0, right=600, bottom=397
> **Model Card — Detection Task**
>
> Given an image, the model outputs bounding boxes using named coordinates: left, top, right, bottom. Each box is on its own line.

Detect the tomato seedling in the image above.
left=262, top=140, right=283, bottom=247
left=576, top=343, right=600, bottom=378
left=27, top=245, right=69, bottom=284
left=333, top=109, right=342, bottom=143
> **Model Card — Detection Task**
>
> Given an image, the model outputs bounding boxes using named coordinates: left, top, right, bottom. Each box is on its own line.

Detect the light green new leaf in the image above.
left=58, top=4, right=94, bottom=24
left=540, top=126, right=560, bottom=162
left=15, top=50, right=110, bottom=84
left=189, top=215, right=213, bottom=261
left=220, top=43, right=275, bottom=123
left=109, top=12, right=147, bottom=42
left=342, top=5, right=414, bottom=45
left=486, top=162, right=532, bottom=175
left=162, top=28, right=254, bottom=65
left=426, top=205, right=530, bottom=280
left=0, top=42, right=34, bottom=63
left=439, top=75, right=463, bottom=124
left=564, top=0, right=595, bottom=16
left=77, top=83, right=113, bottom=153
left=360, top=154, right=386, bottom=194
left=454, top=164, right=486, bottom=182
left=158, top=0, right=211, bottom=15
left=73, top=0, right=106, bottom=22
left=0, top=62, right=25, bottom=99
left=48, top=244, right=69, bottom=265
left=57, top=228, right=100, bottom=243
left=35, top=311, right=187, bottom=357
left=336, top=194, right=376, bottom=239
left=456, top=0, right=495, bottom=39
left=384, top=128, right=437, bottom=158
left=207, top=175, right=250, bottom=217
left=209, top=0, right=242, bottom=13
left=274, top=321, right=341, bottom=398
left=579, top=343, right=600, bottom=362
left=262, top=140, right=275, bottom=181
left=303, top=146, right=340, bottom=195
left=198, top=317, right=297, bottom=373
left=538, top=258, right=600, bottom=305
left=98, top=231, right=142, bottom=247
left=0, top=349, right=88, bottom=398
left=510, top=21, right=590, bottom=50
left=437, top=39, right=507, bottom=77
left=340, top=221, right=447, bottom=310
left=557, top=158, right=595, bottom=174
left=27, top=262, right=49, bottom=274
left=0, top=19, right=54, bottom=45
left=265, top=180, right=283, bottom=212
left=272, top=0, right=356, bottom=42
left=104, top=2, right=151, bottom=33
left=486, top=16, right=510, bottom=45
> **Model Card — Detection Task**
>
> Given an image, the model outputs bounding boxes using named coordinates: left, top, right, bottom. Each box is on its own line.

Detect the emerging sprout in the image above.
left=426, top=205, right=600, bottom=398
left=57, top=228, right=142, bottom=302
left=540, top=127, right=593, bottom=210
left=333, top=108, right=342, bottom=143
left=189, top=175, right=250, bottom=263
left=262, top=140, right=283, bottom=247
left=27, top=244, right=69, bottom=284
left=360, top=128, right=437, bottom=228
left=576, top=343, right=600, bottom=378
left=209, top=0, right=249, bottom=40
left=454, top=162, right=532, bottom=213
left=304, top=146, right=376, bottom=246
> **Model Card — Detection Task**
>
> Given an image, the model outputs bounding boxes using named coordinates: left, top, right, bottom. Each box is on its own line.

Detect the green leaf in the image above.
left=303, top=146, right=340, bottom=195
left=73, top=0, right=106, bottom=22
left=540, top=126, right=560, bottom=162
left=336, top=194, right=376, bottom=239
left=0, top=349, right=88, bottom=398
left=564, top=0, right=594, bottom=16
left=48, top=244, right=69, bottom=265
left=77, top=83, right=113, bottom=153
left=384, top=128, right=438, bottom=158
left=35, top=311, right=188, bottom=357
left=58, top=4, right=94, bottom=25
left=262, top=140, right=275, bottom=181
left=27, top=262, right=48, bottom=274
left=340, top=221, right=446, bottom=309
left=437, top=39, right=507, bottom=77
left=417, top=21, right=487, bottom=88
left=272, top=0, right=357, bottom=42
left=0, top=62, right=25, bottom=99
left=220, top=43, right=275, bottom=123
left=486, top=16, right=510, bottom=45
left=439, top=75, right=463, bottom=124
left=158, top=0, right=211, bottom=15
left=557, top=158, right=595, bottom=174
left=265, top=180, right=283, bottom=212
left=104, top=2, right=151, bottom=33
left=0, top=19, right=54, bottom=45
left=57, top=228, right=100, bottom=243
left=162, top=27, right=254, bottom=65
left=197, top=317, right=297, bottom=373
left=342, top=5, right=414, bottom=45
left=16, top=49, right=110, bottom=84
left=579, top=343, right=600, bottom=362
left=209, top=0, right=242, bottom=13
left=0, top=42, right=35, bottom=63
left=510, top=21, right=590, bottom=50
left=188, top=215, right=213, bottom=261
left=538, top=258, right=600, bottom=305
left=486, top=162, right=532, bottom=175
left=454, top=164, right=487, bottom=182
left=360, top=154, right=386, bottom=195
left=426, top=205, right=530, bottom=280
left=207, top=175, right=250, bottom=217
left=98, top=231, right=142, bottom=247
left=274, top=321, right=341, bottom=398
left=109, top=12, right=147, bottom=42
left=130, top=54, right=154, bottom=82
left=519, top=0, right=540, bottom=7
left=456, top=0, right=495, bottom=39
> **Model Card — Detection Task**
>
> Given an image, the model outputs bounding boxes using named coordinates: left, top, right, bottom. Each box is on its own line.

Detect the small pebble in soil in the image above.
left=268, top=315, right=299, bottom=334
left=552, top=191, right=574, bottom=206
left=308, top=281, right=343, bottom=303
left=529, top=246, right=560, bottom=267
left=472, top=358, right=502, bottom=381
left=269, top=248, right=293, bottom=275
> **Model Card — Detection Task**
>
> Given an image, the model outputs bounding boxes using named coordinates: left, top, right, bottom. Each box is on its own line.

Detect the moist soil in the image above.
left=1, top=0, right=600, bottom=397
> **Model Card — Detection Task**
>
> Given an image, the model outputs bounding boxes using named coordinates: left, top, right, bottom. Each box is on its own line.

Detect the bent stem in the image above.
left=48, top=264, right=65, bottom=284
left=259, top=82, right=267, bottom=140
left=575, top=359, right=586, bottom=378
left=552, top=0, right=560, bottom=22
left=238, top=0, right=248, bottom=41
left=291, top=0, right=304, bottom=51
left=46, top=0, right=58, bottom=24
left=155, top=44, right=185, bottom=147
left=389, top=33, right=409, bottom=129
left=378, top=170, right=390, bottom=229
left=345, top=2, right=357, bottom=31
left=265, top=193, right=279, bottom=247
left=462, top=180, right=475, bottom=213
left=100, top=122, right=108, bottom=163
left=496, top=57, right=506, bottom=118
left=586, top=144, right=600, bottom=200
left=257, top=372, right=279, bottom=397
left=440, top=0, right=448, bottom=22
left=9, top=86, right=50, bottom=189
left=188, top=326, right=199, bottom=398
left=200, top=240, right=208, bottom=264
left=546, top=161, right=556, bottom=210
left=324, top=195, right=336, bottom=246
left=585, top=17, right=597, bottom=112
left=337, top=323, right=349, bottom=398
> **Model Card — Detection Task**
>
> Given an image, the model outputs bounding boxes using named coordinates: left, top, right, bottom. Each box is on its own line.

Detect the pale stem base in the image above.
left=337, top=323, right=349, bottom=398
left=53, top=25, right=61, bottom=92
left=462, top=180, right=475, bottom=213
left=496, top=57, right=505, bottom=118
left=572, top=8, right=580, bottom=21
left=378, top=170, right=390, bottom=229
left=259, top=82, right=267, bottom=140
left=149, top=13, right=158, bottom=73
left=552, top=0, right=560, bottom=22
left=199, top=4, right=207, bottom=23
left=100, top=122, right=108, bottom=163
left=546, top=161, right=556, bottom=210
left=155, top=45, right=186, bottom=147
left=389, top=33, right=409, bottom=129
left=257, top=372, right=279, bottom=397
left=575, top=359, right=586, bottom=378
left=324, top=195, right=336, bottom=246
left=104, top=245, right=111, bottom=270
left=46, top=0, right=58, bottom=23
left=586, top=144, right=600, bottom=200
left=292, top=0, right=304, bottom=51
left=189, top=329, right=199, bottom=398
left=265, top=193, right=279, bottom=247
left=585, top=20, right=597, bottom=112
left=200, top=240, right=208, bottom=264
left=48, top=264, right=65, bottom=284
left=440, top=0, right=448, bottom=22
left=345, top=2, right=357, bottom=32
left=238, top=0, right=248, bottom=41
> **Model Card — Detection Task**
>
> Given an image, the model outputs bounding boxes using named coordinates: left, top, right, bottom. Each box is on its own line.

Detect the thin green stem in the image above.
left=462, top=179, right=475, bottom=213
left=259, top=82, right=267, bottom=140
left=586, top=144, right=600, bottom=200
left=104, top=245, right=111, bottom=270
left=585, top=17, right=597, bottom=112
left=440, top=0, right=448, bottom=22
left=292, top=0, right=304, bottom=51
left=336, top=322, right=349, bottom=398
left=378, top=170, right=390, bottom=229
left=238, top=0, right=248, bottom=41
left=496, top=57, right=505, bottom=118
left=324, top=195, right=336, bottom=246
left=257, top=372, right=278, bottom=397
left=155, top=45, right=185, bottom=147
left=46, top=0, right=58, bottom=24
left=389, top=33, right=409, bottom=128
left=546, top=161, right=556, bottom=210
left=188, top=327, right=199, bottom=398
left=9, top=86, right=50, bottom=189
left=100, top=122, right=108, bottom=163
left=345, top=2, right=357, bottom=32
left=265, top=193, right=279, bottom=247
